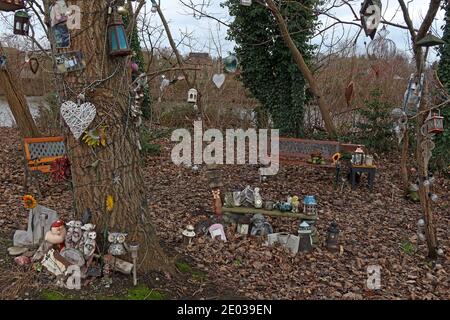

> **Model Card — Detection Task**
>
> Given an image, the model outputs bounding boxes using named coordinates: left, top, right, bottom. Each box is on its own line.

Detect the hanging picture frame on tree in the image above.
left=55, top=51, right=85, bottom=73
left=53, top=23, right=70, bottom=48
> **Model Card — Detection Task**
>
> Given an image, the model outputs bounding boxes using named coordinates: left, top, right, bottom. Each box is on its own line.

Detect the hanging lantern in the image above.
left=187, top=88, right=198, bottom=103
left=223, top=54, right=238, bottom=73
left=0, top=54, right=6, bottom=70
left=182, top=225, right=196, bottom=245
left=298, top=221, right=313, bottom=253
left=236, top=216, right=251, bottom=235
left=426, top=110, right=444, bottom=134
left=107, top=11, right=132, bottom=57
left=326, top=222, right=340, bottom=252
left=303, top=195, right=317, bottom=216
left=240, top=0, right=252, bottom=6
left=150, top=0, right=158, bottom=13
left=0, top=0, right=25, bottom=12
left=14, top=10, right=30, bottom=36
left=351, top=146, right=365, bottom=166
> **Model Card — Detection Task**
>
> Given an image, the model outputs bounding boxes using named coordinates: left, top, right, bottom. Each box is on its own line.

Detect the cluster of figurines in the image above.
left=223, top=186, right=318, bottom=216
left=183, top=187, right=340, bottom=254
left=24, top=213, right=138, bottom=288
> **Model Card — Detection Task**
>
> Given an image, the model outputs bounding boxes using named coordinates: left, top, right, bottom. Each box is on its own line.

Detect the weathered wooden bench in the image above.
left=278, top=138, right=340, bottom=167
left=23, top=136, right=67, bottom=195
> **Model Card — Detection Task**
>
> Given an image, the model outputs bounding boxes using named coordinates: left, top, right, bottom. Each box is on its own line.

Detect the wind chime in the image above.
left=129, top=73, right=148, bottom=128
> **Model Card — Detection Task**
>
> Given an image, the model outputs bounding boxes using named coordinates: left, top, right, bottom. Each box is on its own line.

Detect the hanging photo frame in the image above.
left=55, top=51, right=85, bottom=74
left=50, top=0, right=69, bottom=27
left=53, top=23, right=70, bottom=48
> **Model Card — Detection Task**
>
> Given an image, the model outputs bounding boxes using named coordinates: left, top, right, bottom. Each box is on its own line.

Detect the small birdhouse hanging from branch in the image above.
left=187, top=88, right=198, bottom=103
left=0, top=0, right=25, bottom=12
left=426, top=110, right=444, bottom=134
left=240, top=0, right=252, bottom=6
left=14, top=10, right=30, bottom=36
left=360, top=0, right=382, bottom=40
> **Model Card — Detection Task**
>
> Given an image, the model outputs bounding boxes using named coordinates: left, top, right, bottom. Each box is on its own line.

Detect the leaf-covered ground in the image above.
left=0, top=127, right=448, bottom=300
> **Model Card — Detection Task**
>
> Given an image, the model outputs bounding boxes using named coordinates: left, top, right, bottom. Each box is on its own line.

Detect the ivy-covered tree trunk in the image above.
left=436, top=1, right=450, bottom=169
left=60, top=0, right=171, bottom=271
left=225, top=0, right=328, bottom=137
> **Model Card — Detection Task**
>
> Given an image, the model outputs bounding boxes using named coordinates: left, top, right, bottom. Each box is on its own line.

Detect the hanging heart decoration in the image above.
left=29, top=58, right=39, bottom=74
left=212, top=73, right=226, bottom=89
left=60, top=101, right=96, bottom=140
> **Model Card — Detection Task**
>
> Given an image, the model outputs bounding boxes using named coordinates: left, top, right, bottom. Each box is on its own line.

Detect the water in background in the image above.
left=0, top=96, right=43, bottom=127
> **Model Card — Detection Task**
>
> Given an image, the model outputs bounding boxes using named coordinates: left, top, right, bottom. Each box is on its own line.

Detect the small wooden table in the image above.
left=350, top=165, right=376, bottom=192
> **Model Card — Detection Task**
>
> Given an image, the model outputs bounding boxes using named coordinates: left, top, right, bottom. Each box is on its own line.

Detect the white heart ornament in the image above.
left=212, top=73, right=226, bottom=89
left=60, top=101, right=96, bottom=140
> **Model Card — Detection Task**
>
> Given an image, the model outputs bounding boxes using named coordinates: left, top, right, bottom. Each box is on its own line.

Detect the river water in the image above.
left=0, top=96, right=43, bottom=127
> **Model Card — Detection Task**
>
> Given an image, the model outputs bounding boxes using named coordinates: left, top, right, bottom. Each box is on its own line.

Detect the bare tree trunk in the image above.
left=397, top=0, right=441, bottom=258
left=0, top=44, right=40, bottom=138
left=265, top=0, right=337, bottom=135
left=61, top=0, right=172, bottom=272
left=400, top=129, right=409, bottom=189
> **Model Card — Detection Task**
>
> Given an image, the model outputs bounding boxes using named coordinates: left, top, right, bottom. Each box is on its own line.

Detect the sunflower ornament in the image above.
left=106, top=195, right=114, bottom=212
left=82, top=126, right=107, bottom=148
left=23, top=195, right=37, bottom=209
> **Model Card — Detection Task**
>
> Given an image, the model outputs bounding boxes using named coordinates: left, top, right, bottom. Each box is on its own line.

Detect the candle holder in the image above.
left=128, top=243, right=139, bottom=286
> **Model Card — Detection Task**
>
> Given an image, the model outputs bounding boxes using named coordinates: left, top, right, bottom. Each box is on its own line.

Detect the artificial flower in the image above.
left=106, top=195, right=114, bottom=212
left=23, top=194, right=37, bottom=209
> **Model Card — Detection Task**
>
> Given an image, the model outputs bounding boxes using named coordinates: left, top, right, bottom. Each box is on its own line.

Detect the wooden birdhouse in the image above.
left=0, top=0, right=25, bottom=12
left=14, top=10, right=30, bottom=36
left=187, top=88, right=198, bottom=103
left=427, top=111, right=444, bottom=134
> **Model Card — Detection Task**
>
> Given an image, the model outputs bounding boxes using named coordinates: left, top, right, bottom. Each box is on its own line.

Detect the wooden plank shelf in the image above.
left=223, top=206, right=317, bottom=220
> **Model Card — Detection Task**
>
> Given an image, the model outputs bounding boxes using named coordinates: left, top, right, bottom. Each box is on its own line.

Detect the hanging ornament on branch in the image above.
left=60, top=100, right=97, bottom=140
left=360, top=0, right=382, bottom=40
left=129, top=73, right=148, bottom=127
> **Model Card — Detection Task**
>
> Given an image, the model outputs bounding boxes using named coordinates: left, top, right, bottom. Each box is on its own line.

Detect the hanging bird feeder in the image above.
left=107, top=11, right=132, bottom=57
left=416, top=34, right=445, bottom=47
left=14, top=10, right=30, bottom=36
left=426, top=110, right=444, bottom=134
left=0, top=0, right=25, bottom=12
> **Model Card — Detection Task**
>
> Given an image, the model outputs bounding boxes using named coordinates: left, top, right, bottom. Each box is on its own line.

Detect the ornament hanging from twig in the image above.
left=212, top=73, right=226, bottom=89
left=61, top=100, right=97, bottom=140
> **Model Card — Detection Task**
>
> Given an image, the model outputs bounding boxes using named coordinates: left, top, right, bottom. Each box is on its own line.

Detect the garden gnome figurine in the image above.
left=45, top=220, right=67, bottom=251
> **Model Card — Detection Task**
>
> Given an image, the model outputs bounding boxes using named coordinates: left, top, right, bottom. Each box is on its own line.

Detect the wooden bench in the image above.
left=277, top=138, right=340, bottom=167
left=23, top=136, right=67, bottom=195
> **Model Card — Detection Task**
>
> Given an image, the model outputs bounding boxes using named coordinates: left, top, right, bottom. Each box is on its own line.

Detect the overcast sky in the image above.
left=156, top=0, right=446, bottom=61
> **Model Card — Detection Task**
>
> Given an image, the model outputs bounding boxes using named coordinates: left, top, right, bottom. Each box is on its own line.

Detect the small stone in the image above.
left=435, top=264, right=443, bottom=270
left=8, top=246, right=29, bottom=256
left=437, top=248, right=444, bottom=256
left=332, top=291, right=342, bottom=298
left=343, top=292, right=363, bottom=300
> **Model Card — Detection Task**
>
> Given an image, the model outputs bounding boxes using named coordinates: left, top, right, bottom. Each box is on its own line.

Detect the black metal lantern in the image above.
left=0, top=0, right=25, bottom=12
left=107, top=11, right=132, bottom=57
left=14, top=10, right=30, bottom=36
left=326, top=222, right=340, bottom=252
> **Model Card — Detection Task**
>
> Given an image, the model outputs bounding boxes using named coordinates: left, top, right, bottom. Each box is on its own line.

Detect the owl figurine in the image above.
left=83, top=231, right=97, bottom=259
left=107, top=232, right=127, bottom=256
left=65, top=220, right=83, bottom=249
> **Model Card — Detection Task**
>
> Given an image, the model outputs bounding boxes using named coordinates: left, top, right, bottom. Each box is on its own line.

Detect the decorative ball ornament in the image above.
left=61, top=100, right=96, bottom=140
left=223, top=54, right=238, bottom=73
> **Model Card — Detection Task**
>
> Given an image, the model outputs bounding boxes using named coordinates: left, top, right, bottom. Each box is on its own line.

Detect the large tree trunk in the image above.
left=60, top=0, right=172, bottom=271
left=266, top=0, right=337, bottom=136
left=0, top=44, right=40, bottom=138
